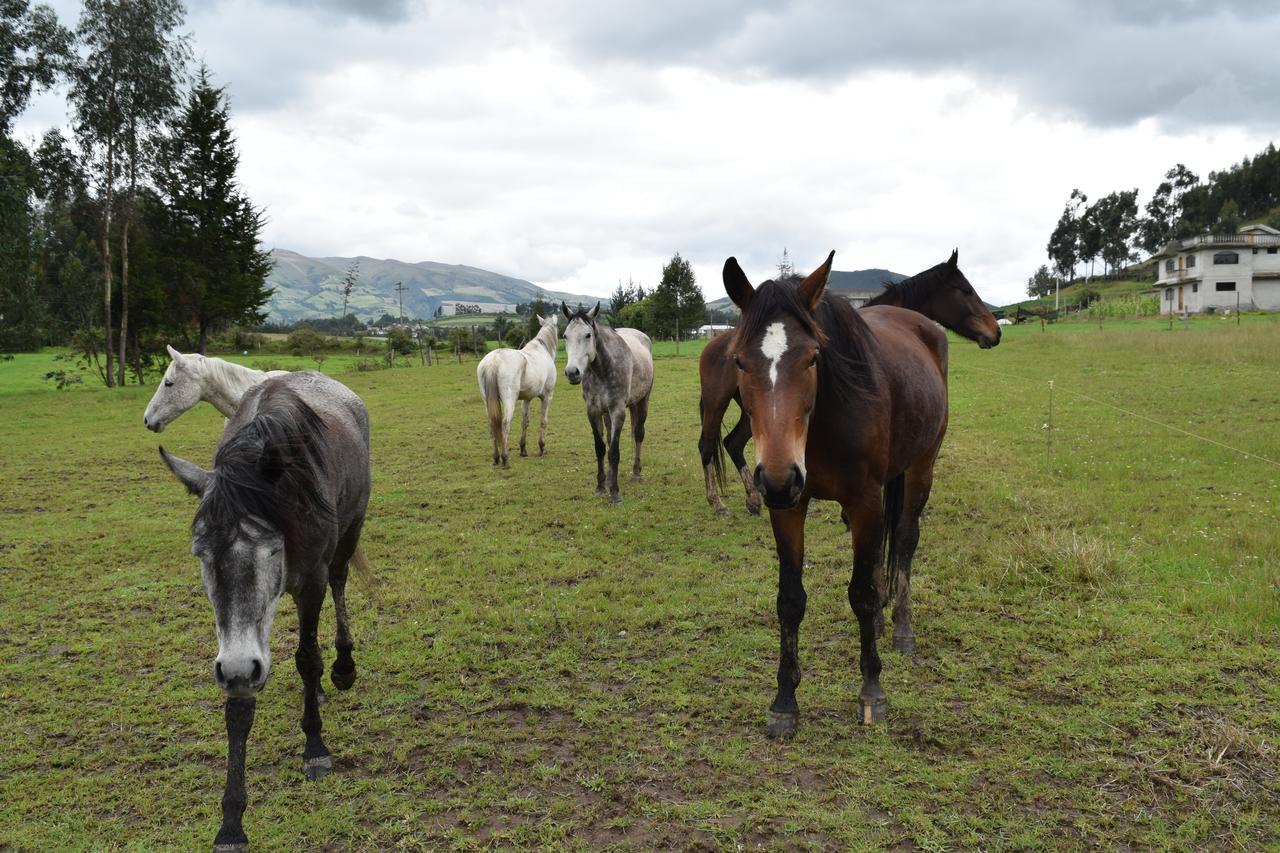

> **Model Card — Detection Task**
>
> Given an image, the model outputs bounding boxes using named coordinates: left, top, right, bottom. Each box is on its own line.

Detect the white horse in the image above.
left=476, top=314, right=559, bottom=467
left=143, top=345, right=288, bottom=433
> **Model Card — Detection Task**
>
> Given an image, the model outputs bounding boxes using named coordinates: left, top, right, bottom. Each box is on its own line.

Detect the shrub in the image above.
left=505, top=327, right=528, bottom=348
left=287, top=327, right=327, bottom=356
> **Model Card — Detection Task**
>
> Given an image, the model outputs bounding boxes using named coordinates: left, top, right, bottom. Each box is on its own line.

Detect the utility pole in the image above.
left=394, top=281, right=407, bottom=323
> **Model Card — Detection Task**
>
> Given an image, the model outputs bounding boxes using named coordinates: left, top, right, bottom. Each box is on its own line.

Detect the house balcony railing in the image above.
left=1176, top=233, right=1280, bottom=250
left=1157, top=268, right=1200, bottom=283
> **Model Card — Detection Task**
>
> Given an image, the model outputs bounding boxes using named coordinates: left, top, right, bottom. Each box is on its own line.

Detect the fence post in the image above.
left=1045, top=380, right=1054, bottom=468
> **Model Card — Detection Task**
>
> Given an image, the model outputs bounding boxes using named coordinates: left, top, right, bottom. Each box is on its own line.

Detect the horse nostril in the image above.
left=250, top=659, right=263, bottom=684
left=789, top=464, right=804, bottom=492
left=215, top=661, right=226, bottom=686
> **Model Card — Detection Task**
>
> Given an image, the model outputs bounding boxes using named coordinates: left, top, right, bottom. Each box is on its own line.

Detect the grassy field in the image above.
left=2, top=316, right=1278, bottom=849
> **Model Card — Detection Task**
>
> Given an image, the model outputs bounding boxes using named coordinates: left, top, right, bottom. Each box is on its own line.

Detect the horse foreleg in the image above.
left=293, top=587, right=331, bottom=779
left=846, top=498, right=887, bottom=724
left=766, top=504, right=808, bottom=739
left=518, top=399, right=531, bottom=457
left=606, top=407, right=626, bottom=504
left=629, top=395, right=648, bottom=482
left=590, top=413, right=607, bottom=497
left=213, top=696, right=255, bottom=851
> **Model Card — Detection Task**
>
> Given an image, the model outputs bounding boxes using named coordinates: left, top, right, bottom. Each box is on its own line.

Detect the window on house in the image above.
left=1165, top=288, right=1173, bottom=299
left=1165, top=259, right=1175, bottom=272
left=1214, top=252, right=1239, bottom=264
left=1216, top=282, right=1236, bottom=292
left=1269, top=247, right=1278, bottom=254
left=1186, top=255, right=1196, bottom=268
left=1192, top=283, right=1198, bottom=293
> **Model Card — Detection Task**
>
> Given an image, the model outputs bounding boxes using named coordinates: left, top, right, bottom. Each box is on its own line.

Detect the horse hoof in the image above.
left=303, top=755, right=333, bottom=780
left=594, top=487, right=607, bottom=498
left=714, top=506, right=731, bottom=518
left=213, top=829, right=249, bottom=852
left=746, top=500, right=761, bottom=516
left=520, top=449, right=528, bottom=457
left=331, top=665, right=356, bottom=690
left=631, top=474, right=642, bottom=483
left=858, top=694, right=888, bottom=725
left=766, top=710, right=798, bottom=739
left=892, top=634, right=916, bottom=655
left=609, top=495, right=622, bottom=506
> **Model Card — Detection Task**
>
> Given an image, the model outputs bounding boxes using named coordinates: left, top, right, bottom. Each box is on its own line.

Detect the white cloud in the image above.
left=14, top=0, right=1279, bottom=306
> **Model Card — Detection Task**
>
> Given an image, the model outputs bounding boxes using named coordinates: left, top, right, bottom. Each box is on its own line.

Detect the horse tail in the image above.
left=478, top=360, right=504, bottom=439
left=699, top=396, right=728, bottom=492
left=882, top=473, right=905, bottom=602
left=350, top=545, right=375, bottom=588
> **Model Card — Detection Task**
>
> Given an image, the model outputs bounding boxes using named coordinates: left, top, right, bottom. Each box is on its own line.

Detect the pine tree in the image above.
left=153, top=66, right=270, bottom=352
left=651, top=252, right=704, bottom=344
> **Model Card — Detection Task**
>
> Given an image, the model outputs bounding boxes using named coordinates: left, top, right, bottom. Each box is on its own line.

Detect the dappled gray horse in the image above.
left=158, top=372, right=371, bottom=852
left=561, top=301, right=654, bottom=504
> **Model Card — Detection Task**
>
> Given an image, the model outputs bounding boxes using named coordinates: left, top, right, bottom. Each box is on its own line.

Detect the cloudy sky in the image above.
left=16, top=0, right=1280, bottom=304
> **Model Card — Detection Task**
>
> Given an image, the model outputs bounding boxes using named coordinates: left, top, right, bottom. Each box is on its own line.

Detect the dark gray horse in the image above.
left=561, top=301, right=654, bottom=504
left=158, top=372, right=371, bottom=852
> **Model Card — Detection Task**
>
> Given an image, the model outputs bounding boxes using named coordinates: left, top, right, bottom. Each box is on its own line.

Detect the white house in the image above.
left=1153, top=224, right=1280, bottom=314
left=695, top=323, right=735, bottom=338
left=438, top=300, right=519, bottom=316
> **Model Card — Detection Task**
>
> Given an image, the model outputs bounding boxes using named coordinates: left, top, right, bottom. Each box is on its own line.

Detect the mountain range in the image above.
left=263, top=249, right=910, bottom=323
left=263, top=249, right=600, bottom=323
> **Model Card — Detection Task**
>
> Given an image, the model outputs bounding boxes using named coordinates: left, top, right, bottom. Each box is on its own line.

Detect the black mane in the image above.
left=732, top=279, right=879, bottom=409
left=194, top=385, right=335, bottom=561
left=866, top=261, right=954, bottom=309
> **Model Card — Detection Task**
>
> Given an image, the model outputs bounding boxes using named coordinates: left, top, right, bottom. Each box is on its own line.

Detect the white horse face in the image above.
left=143, top=346, right=203, bottom=432
left=196, top=517, right=286, bottom=698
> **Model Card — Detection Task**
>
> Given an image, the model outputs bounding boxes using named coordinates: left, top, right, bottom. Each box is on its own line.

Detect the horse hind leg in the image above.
left=891, top=464, right=935, bottom=655
left=538, top=391, right=551, bottom=456
left=519, top=399, right=531, bottom=457
left=698, top=394, right=732, bottom=516
left=724, top=403, right=760, bottom=515
left=629, top=396, right=649, bottom=482
left=499, top=393, right=517, bottom=468
left=329, top=528, right=363, bottom=690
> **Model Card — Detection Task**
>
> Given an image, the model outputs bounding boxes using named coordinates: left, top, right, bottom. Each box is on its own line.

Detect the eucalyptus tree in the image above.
left=69, top=0, right=189, bottom=384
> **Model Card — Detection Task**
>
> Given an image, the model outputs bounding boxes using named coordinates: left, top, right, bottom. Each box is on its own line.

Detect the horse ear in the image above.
left=798, top=250, right=835, bottom=309
left=535, top=313, right=544, bottom=323
left=561, top=301, right=572, bottom=319
left=723, top=257, right=754, bottom=311
left=159, top=447, right=210, bottom=497
left=948, top=248, right=958, bottom=269
left=166, top=344, right=184, bottom=363
left=589, top=302, right=601, bottom=320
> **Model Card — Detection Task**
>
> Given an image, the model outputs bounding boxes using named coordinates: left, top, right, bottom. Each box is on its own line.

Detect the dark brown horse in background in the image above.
left=723, top=251, right=950, bottom=738
left=699, top=249, right=998, bottom=517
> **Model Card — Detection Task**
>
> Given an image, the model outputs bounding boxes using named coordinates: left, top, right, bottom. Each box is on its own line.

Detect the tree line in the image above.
left=1033, top=142, right=1280, bottom=298
left=0, top=0, right=270, bottom=385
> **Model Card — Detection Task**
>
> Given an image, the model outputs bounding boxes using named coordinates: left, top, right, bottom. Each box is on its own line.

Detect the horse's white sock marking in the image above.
left=761, top=322, right=787, bottom=388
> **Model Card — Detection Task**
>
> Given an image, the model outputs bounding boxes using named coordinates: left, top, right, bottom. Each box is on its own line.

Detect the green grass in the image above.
left=2, top=319, right=1278, bottom=849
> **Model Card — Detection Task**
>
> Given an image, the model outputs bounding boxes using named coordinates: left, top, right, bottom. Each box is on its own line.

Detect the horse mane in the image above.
left=194, top=384, right=335, bottom=561
left=866, top=262, right=950, bottom=309
left=732, top=279, right=879, bottom=409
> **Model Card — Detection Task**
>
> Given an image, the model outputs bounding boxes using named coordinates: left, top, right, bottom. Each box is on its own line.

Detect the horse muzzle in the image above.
left=565, top=367, right=582, bottom=385
left=755, top=463, right=805, bottom=509
left=143, top=416, right=165, bottom=433
left=215, top=656, right=268, bottom=698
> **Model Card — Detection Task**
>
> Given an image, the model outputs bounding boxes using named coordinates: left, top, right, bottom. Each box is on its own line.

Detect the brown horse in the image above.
left=699, top=249, right=998, bottom=517
left=723, top=250, right=950, bottom=738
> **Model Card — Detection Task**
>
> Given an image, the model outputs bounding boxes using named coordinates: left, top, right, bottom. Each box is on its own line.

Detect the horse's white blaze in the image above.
left=760, top=322, right=787, bottom=389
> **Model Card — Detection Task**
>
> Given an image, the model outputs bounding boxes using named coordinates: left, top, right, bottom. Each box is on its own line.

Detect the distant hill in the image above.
left=707, top=267, right=907, bottom=312
left=263, top=249, right=600, bottom=323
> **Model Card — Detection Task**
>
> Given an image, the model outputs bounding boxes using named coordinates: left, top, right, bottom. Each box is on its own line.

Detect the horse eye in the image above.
left=164, top=379, right=174, bottom=387
left=732, top=355, right=745, bottom=371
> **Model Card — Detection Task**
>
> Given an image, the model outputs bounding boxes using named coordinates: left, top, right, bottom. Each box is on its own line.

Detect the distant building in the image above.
left=695, top=323, right=735, bottom=338
left=439, top=300, right=519, bottom=316
left=1153, top=224, right=1280, bottom=313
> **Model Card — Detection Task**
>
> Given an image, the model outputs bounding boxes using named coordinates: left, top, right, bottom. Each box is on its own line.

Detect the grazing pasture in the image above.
left=2, top=316, right=1278, bottom=849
